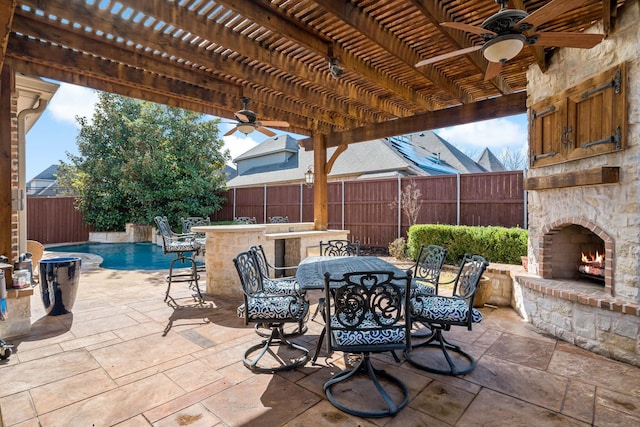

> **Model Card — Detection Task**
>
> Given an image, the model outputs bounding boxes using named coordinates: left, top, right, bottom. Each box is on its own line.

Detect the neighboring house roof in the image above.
left=226, top=130, right=491, bottom=188
left=32, top=164, right=58, bottom=180
left=409, top=132, right=487, bottom=174
left=223, top=165, right=237, bottom=179
left=27, top=165, right=59, bottom=196
left=476, top=148, right=507, bottom=172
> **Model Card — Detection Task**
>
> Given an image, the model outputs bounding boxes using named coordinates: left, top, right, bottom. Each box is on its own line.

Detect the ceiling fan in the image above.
left=416, top=0, right=605, bottom=80
left=223, top=97, right=290, bottom=137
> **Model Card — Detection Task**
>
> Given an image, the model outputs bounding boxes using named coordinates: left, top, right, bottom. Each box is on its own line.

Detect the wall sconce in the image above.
left=304, top=165, right=314, bottom=187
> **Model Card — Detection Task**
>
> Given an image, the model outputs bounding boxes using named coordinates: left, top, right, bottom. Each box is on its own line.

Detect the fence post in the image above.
left=341, top=180, right=345, bottom=230
left=523, top=169, right=528, bottom=229
left=233, top=187, right=237, bottom=220
left=299, top=183, right=303, bottom=223
left=397, top=175, right=402, bottom=239
left=456, top=172, right=461, bottom=226
left=263, top=185, right=267, bottom=223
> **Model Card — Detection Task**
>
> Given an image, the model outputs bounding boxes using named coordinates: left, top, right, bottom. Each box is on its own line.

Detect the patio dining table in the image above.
left=295, top=256, right=410, bottom=291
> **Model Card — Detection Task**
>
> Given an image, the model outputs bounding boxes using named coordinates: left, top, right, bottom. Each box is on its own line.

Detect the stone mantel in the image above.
left=192, top=223, right=349, bottom=297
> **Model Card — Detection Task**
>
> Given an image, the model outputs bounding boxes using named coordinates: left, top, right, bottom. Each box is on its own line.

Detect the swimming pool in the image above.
left=46, top=242, right=201, bottom=271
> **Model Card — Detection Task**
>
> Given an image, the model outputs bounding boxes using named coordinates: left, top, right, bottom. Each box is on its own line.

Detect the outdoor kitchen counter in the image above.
left=191, top=223, right=349, bottom=297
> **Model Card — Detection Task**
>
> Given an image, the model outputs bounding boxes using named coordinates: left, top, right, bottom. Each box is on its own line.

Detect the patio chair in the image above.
left=249, top=245, right=307, bottom=338
left=312, top=239, right=361, bottom=321
left=154, top=216, right=203, bottom=306
left=249, top=245, right=302, bottom=295
left=323, top=270, right=412, bottom=418
left=404, top=254, right=488, bottom=375
left=268, top=215, right=289, bottom=223
left=319, top=239, right=360, bottom=257
left=410, top=244, right=448, bottom=338
left=181, top=216, right=210, bottom=241
left=235, top=216, right=257, bottom=224
left=233, top=250, right=310, bottom=373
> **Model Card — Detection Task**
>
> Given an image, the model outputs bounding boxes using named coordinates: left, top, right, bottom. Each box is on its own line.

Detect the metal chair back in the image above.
left=320, top=239, right=360, bottom=257
left=413, top=244, right=448, bottom=294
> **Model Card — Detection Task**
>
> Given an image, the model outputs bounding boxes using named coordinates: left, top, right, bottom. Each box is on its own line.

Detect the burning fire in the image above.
left=579, top=251, right=605, bottom=278
left=581, top=251, right=604, bottom=265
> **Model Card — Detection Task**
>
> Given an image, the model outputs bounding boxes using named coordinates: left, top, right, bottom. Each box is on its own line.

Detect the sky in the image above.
left=25, top=82, right=527, bottom=181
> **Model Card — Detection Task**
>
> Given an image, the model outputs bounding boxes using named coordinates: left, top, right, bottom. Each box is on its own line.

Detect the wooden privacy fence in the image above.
left=27, top=171, right=525, bottom=247
left=211, top=171, right=526, bottom=248
left=27, top=197, right=92, bottom=244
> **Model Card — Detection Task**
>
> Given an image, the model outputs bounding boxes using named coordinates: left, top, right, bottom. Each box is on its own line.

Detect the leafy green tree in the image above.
left=58, top=92, right=229, bottom=231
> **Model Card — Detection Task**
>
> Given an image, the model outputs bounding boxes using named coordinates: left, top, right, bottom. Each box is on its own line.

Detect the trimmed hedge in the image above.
left=406, top=224, right=527, bottom=265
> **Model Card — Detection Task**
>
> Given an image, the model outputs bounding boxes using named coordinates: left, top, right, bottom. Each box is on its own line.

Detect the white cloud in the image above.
left=47, top=83, right=99, bottom=127
left=435, top=116, right=527, bottom=150
left=222, top=133, right=261, bottom=163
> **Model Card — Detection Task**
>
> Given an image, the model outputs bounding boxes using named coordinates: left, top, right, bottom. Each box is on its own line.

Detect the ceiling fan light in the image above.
left=483, top=34, right=525, bottom=63
left=237, top=123, right=255, bottom=135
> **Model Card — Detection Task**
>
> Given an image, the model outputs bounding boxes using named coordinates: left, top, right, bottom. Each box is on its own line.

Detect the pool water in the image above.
left=47, top=242, right=201, bottom=271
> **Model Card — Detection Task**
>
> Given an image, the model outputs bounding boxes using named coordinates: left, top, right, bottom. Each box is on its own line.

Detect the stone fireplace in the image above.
left=514, top=2, right=639, bottom=367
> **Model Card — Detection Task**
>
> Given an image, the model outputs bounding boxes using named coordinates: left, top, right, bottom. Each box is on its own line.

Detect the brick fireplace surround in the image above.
left=513, top=2, right=640, bottom=367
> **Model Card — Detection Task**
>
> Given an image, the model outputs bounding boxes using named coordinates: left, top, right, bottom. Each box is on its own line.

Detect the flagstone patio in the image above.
left=1, top=261, right=639, bottom=426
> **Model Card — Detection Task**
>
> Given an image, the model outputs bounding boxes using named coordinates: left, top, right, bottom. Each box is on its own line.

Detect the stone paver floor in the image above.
left=1, top=263, right=639, bottom=426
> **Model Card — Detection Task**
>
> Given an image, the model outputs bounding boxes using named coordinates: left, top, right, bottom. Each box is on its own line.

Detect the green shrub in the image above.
left=407, top=224, right=527, bottom=265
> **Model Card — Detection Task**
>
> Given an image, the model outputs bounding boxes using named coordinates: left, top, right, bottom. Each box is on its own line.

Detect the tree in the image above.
left=390, top=181, right=422, bottom=226
left=497, top=146, right=528, bottom=170
left=57, top=92, right=230, bottom=231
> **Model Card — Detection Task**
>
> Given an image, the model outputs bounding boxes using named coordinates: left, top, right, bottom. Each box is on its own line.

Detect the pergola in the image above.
left=0, top=0, right=626, bottom=258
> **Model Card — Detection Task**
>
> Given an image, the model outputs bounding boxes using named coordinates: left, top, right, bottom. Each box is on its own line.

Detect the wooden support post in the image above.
left=312, top=133, right=328, bottom=230
left=0, top=64, right=13, bottom=259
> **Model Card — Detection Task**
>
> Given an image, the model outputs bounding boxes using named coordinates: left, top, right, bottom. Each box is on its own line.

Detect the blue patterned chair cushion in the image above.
left=410, top=296, right=483, bottom=323
left=329, top=315, right=406, bottom=346
left=409, top=279, right=436, bottom=298
left=237, top=292, right=307, bottom=320
left=166, top=241, right=199, bottom=252
left=262, top=278, right=304, bottom=296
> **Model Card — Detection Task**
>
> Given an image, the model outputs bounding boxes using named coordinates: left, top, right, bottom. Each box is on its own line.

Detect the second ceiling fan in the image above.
left=416, top=0, right=605, bottom=80
left=224, top=97, right=290, bottom=137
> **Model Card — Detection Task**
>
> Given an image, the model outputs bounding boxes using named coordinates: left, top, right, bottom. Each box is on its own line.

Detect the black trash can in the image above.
left=39, top=257, right=82, bottom=316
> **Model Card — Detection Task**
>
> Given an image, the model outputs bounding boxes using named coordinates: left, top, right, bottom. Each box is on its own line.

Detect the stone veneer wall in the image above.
left=526, top=1, right=640, bottom=301
left=520, top=2, right=640, bottom=367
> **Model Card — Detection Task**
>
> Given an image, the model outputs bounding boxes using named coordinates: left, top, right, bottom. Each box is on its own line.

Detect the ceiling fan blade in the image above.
left=517, top=0, right=588, bottom=31
left=534, top=32, right=605, bottom=49
left=256, top=126, right=276, bottom=137
left=235, top=112, right=251, bottom=122
left=416, top=45, right=483, bottom=67
left=259, top=120, right=290, bottom=127
left=441, top=22, right=496, bottom=37
left=484, top=61, right=503, bottom=81
left=223, top=127, right=239, bottom=137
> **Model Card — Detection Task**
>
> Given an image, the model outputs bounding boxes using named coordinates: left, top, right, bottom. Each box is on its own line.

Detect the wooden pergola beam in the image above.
left=216, top=0, right=442, bottom=112
left=300, top=91, right=528, bottom=150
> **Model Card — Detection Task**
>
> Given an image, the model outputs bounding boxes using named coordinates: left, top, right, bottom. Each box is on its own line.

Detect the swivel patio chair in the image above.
left=323, top=270, right=412, bottom=418
left=154, top=216, right=203, bottom=306
left=320, top=239, right=360, bottom=257
left=181, top=216, right=209, bottom=270
left=233, top=250, right=310, bottom=373
left=181, top=216, right=210, bottom=242
left=404, top=254, right=488, bottom=376
left=410, top=244, right=448, bottom=338
left=312, top=239, right=361, bottom=321
left=249, top=245, right=307, bottom=338
left=249, top=245, right=302, bottom=296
